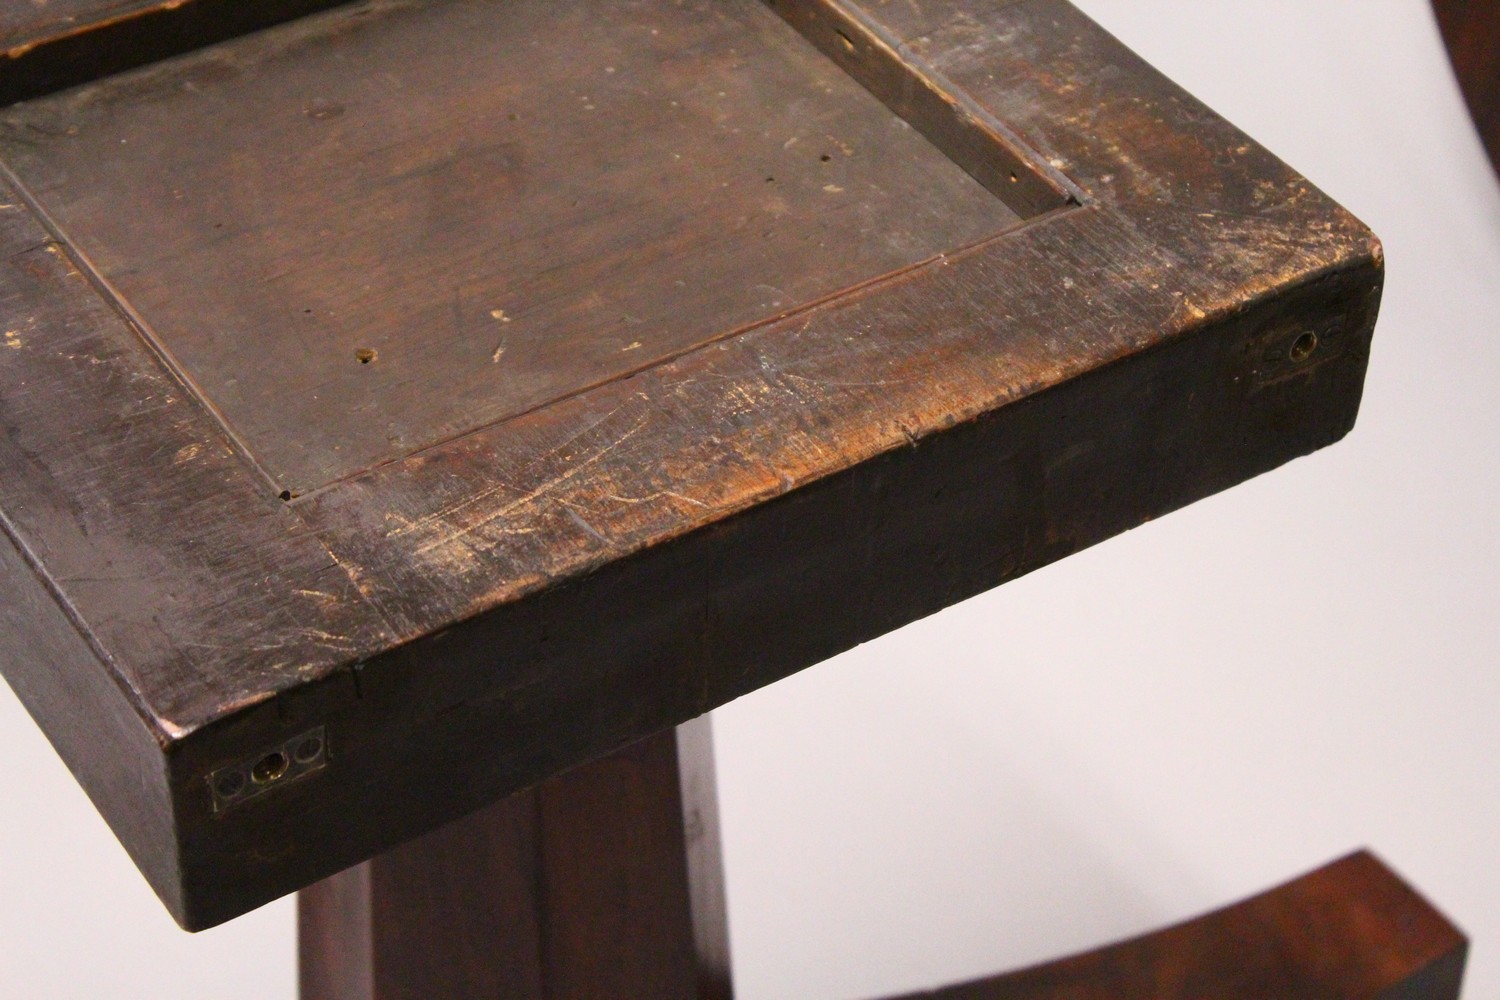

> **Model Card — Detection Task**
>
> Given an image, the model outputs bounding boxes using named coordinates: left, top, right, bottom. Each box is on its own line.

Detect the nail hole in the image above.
left=251, top=751, right=290, bottom=785
left=356, top=347, right=377, bottom=364
left=1290, top=331, right=1318, bottom=362
left=1009, top=171, right=1020, bottom=183
left=820, top=154, right=832, bottom=162
left=278, top=490, right=293, bottom=502
left=835, top=29, right=856, bottom=53
left=294, top=735, right=325, bottom=764
left=215, top=771, right=246, bottom=799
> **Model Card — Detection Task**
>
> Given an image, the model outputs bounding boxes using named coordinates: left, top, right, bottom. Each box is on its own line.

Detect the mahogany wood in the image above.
left=0, top=0, right=1387, bottom=930
left=881, top=852, right=1467, bottom=1000
left=298, top=753, right=1466, bottom=1000
left=1434, top=0, right=1500, bottom=177
left=299, top=719, right=730, bottom=1000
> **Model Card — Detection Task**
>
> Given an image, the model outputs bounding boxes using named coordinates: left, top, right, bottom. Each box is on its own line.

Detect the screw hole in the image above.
left=356, top=347, right=377, bottom=365
left=215, top=771, right=246, bottom=799
left=1290, top=331, right=1318, bottom=362
left=278, top=490, right=293, bottom=502
left=251, top=751, right=290, bottom=785
left=294, top=735, right=325, bottom=764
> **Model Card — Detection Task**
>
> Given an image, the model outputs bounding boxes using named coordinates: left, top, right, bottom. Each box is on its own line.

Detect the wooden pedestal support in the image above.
left=299, top=721, right=1467, bottom=1000
left=300, top=720, right=730, bottom=1000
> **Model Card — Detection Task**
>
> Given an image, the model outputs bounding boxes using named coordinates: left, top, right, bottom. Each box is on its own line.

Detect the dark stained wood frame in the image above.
left=0, top=0, right=1385, bottom=933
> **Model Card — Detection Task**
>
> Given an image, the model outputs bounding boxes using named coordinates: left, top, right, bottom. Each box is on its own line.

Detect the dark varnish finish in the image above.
left=883, top=852, right=1466, bottom=1000
left=0, top=0, right=1390, bottom=931
left=1433, top=0, right=1500, bottom=177
left=300, top=720, right=730, bottom=1000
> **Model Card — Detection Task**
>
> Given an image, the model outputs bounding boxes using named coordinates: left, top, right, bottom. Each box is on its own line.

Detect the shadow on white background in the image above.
left=2, top=2, right=1496, bottom=997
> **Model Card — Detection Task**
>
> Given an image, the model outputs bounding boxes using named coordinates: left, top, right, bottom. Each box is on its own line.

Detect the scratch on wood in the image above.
left=412, top=415, right=651, bottom=561
left=563, top=504, right=610, bottom=546
left=604, top=489, right=709, bottom=508
left=390, top=404, right=640, bottom=540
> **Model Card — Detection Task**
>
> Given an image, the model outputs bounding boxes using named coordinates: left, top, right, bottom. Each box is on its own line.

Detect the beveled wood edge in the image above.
left=878, top=851, right=1467, bottom=1000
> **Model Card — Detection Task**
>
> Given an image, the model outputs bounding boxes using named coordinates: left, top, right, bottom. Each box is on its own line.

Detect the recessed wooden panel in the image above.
left=0, top=0, right=1029, bottom=494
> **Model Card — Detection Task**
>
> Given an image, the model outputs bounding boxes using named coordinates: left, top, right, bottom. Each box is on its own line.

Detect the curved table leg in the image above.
left=881, top=851, right=1466, bottom=1000
left=300, top=724, right=1466, bottom=1000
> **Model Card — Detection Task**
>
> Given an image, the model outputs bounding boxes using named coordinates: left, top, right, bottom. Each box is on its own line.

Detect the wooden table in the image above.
left=0, top=0, right=1468, bottom=996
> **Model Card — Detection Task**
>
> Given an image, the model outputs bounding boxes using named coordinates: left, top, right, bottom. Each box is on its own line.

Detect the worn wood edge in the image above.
left=0, top=177, right=396, bottom=732
left=878, top=851, right=1467, bottom=1000
left=0, top=0, right=359, bottom=106
left=888, top=0, right=1384, bottom=263
left=0, top=521, right=186, bottom=919
left=159, top=246, right=1379, bottom=929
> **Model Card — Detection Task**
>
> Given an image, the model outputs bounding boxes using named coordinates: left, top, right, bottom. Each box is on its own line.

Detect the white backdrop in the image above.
left=2, top=2, right=1495, bottom=997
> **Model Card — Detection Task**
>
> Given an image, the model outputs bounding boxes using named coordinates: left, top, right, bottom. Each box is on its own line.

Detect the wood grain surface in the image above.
left=299, top=720, right=729, bottom=1000
left=1433, top=0, right=1500, bottom=176
left=0, top=0, right=1387, bottom=927
left=2, top=0, right=1028, bottom=493
left=882, top=852, right=1467, bottom=1000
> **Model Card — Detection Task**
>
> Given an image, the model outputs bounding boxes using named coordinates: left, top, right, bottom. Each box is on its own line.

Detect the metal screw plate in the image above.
left=208, top=726, right=327, bottom=814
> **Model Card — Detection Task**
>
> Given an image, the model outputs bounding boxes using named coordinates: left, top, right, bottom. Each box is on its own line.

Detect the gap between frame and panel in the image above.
left=0, top=0, right=1082, bottom=501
